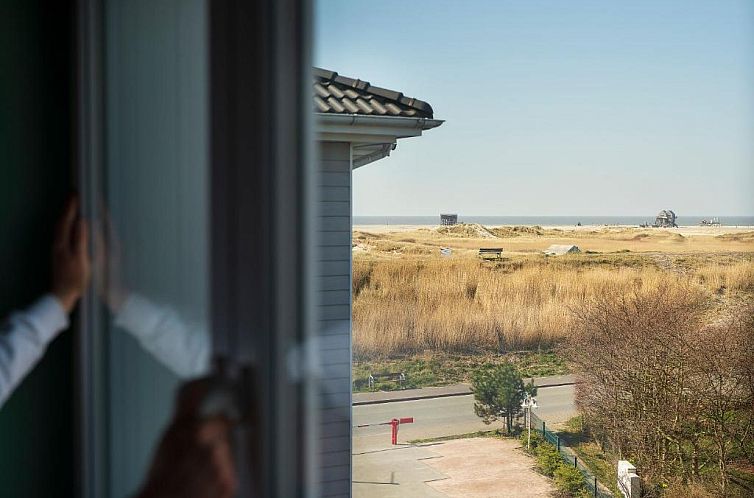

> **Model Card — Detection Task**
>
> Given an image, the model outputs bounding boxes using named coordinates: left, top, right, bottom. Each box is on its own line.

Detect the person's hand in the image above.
left=52, top=194, right=90, bottom=313
left=137, top=379, right=238, bottom=498
left=92, top=210, right=127, bottom=313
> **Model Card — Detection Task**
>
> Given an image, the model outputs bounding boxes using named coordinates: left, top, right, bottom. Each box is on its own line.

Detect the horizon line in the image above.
left=352, top=214, right=754, bottom=217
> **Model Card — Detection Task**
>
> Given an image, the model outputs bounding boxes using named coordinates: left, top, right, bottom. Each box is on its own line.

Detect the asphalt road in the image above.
left=354, top=384, right=576, bottom=451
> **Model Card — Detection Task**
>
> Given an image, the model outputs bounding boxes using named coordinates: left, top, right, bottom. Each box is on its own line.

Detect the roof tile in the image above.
left=313, top=83, right=330, bottom=98
left=326, top=96, right=345, bottom=113
left=355, top=98, right=374, bottom=115
left=341, top=97, right=359, bottom=114
left=384, top=102, right=402, bottom=116
left=314, top=96, right=329, bottom=112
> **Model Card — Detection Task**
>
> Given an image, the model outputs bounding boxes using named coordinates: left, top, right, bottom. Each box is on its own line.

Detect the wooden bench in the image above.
left=478, top=248, right=503, bottom=261
left=368, top=372, right=407, bottom=389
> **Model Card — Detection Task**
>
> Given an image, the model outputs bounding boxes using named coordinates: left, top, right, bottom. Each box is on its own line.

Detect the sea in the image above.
left=352, top=215, right=754, bottom=227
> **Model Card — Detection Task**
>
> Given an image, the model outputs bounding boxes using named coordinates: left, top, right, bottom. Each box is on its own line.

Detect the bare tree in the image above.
left=686, top=312, right=754, bottom=493
left=564, top=283, right=754, bottom=492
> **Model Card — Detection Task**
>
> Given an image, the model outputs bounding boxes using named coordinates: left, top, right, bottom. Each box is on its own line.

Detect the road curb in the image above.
left=352, top=381, right=576, bottom=406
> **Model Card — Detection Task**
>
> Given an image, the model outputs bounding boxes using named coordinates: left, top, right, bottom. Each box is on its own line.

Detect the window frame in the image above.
left=75, top=0, right=318, bottom=496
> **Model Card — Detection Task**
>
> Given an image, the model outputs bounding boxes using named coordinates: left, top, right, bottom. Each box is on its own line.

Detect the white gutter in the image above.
left=316, top=113, right=444, bottom=143
left=317, top=113, right=443, bottom=130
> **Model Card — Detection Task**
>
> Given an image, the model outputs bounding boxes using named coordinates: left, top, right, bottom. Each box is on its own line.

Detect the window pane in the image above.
left=102, top=1, right=209, bottom=496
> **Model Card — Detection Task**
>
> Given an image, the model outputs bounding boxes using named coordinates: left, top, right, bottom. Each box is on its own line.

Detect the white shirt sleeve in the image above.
left=113, top=294, right=210, bottom=379
left=0, top=295, right=69, bottom=407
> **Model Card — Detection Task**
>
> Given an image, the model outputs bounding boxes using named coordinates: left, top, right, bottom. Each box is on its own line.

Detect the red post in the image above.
left=389, top=417, right=414, bottom=445
left=390, top=419, right=399, bottom=445
left=355, top=417, right=414, bottom=445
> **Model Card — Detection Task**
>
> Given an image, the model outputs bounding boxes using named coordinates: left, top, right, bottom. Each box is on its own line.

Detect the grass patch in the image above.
left=352, top=350, right=568, bottom=392
left=408, top=429, right=506, bottom=444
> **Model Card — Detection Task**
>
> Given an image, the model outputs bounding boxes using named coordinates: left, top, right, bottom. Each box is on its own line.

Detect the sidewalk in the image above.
left=353, top=374, right=576, bottom=406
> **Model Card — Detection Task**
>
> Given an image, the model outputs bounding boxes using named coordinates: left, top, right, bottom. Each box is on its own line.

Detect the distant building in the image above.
left=655, top=210, right=678, bottom=228
left=440, top=213, right=458, bottom=225
left=700, top=217, right=721, bottom=226
left=544, top=244, right=581, bottom=256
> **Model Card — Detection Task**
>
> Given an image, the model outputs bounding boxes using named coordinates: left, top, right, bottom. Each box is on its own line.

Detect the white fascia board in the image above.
left=316, top=113, right=443, bottom=144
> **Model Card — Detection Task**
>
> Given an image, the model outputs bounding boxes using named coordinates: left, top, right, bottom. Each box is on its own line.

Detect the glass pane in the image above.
left=101, top=1, right=209, bottom=496
left=315, top=1, right=754, bottom=497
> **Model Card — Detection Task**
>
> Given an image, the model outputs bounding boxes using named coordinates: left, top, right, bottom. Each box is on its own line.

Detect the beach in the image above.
left=354, top=224, right=754, bottom=236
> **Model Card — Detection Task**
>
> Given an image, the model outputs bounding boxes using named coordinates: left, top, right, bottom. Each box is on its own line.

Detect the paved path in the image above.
left=353, top=438, right=556, bottom=498
left=424, top=438, right=556, bottom=497
left=353, top=383, right=577, bottom=497
left=353, top=443, right=447, bottom=497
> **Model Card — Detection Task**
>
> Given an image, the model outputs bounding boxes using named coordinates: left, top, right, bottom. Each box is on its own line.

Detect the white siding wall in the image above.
left=316, top=142, right=352, bottom=497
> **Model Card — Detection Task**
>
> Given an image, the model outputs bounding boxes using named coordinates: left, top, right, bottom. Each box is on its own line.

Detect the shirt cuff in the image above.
left=113, top=294, right=158, bottom=340
left=27, top=294, right=70, bottom=343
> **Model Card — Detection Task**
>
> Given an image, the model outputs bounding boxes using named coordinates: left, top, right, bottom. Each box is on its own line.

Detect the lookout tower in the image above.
left=655, top=210, right=677, bottom=228
left=440, top=213, right=458, bottom=226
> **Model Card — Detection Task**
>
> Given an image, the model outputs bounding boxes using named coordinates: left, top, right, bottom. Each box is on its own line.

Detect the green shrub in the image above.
left=536, top=442, right=561, bottom=477
left=519, top=429, right=545, bottom=453
left=554, top=464, right=586, bottom=495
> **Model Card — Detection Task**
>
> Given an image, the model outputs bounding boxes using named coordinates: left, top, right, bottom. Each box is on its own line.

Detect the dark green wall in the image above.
left=0, top=1, right=74, bottom=496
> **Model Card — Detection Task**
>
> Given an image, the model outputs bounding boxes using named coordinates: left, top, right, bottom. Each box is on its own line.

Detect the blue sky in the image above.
left=314, top=0, right=754, bottom=216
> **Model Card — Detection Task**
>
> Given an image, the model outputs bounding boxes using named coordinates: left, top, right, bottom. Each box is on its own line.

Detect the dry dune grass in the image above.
left=351, top=225, right=754, bottom=357
left=716, top=230, right=754, bottom=243
left=434, top=223, right=497, bottom=238
left=489, top=225, right=544, bottom=237
left=695, top=260, right=754, bottom=293
left=352, top=253, right=754, bottom=358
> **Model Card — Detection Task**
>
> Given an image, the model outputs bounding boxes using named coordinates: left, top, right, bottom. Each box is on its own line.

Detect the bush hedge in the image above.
left=554, top=465, right=586, bottom=495
left=521, top=431, right=590, bottom=497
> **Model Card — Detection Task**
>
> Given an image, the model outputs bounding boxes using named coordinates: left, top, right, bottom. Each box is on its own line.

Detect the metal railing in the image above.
left=529, top=412, right=615, bottom=498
